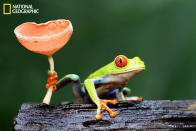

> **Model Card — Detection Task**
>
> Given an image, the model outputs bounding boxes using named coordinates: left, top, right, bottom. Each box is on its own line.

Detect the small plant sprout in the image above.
left=14, top=19, right=73, bottom=104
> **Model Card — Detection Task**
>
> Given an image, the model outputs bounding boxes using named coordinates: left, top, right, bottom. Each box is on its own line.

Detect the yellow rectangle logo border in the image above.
left=3, top=3, right=11, bottom=15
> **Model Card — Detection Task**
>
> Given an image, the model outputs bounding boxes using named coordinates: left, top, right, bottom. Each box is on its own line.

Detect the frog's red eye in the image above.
left=115, top=55, right=127, bottom=67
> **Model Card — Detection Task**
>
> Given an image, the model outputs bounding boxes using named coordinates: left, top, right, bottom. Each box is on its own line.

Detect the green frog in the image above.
left=49, top=55, right=145, bottom=120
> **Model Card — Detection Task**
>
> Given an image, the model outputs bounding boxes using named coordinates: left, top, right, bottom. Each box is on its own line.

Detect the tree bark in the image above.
left=13, top=100, right=196, bottom=130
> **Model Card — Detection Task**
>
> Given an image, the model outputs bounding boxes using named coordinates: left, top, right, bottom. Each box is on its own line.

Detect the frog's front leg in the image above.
left=84, top=79, right=118, bottom=120
left=56, top=74, right=85, bottom=103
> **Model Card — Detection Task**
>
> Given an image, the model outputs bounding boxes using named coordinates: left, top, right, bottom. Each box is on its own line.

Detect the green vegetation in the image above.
left=0, top=0, right=196, bottom=130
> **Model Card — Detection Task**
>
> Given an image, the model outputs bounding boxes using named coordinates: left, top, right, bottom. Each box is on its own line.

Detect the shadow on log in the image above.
left=13, top=100, right=196, bottom=130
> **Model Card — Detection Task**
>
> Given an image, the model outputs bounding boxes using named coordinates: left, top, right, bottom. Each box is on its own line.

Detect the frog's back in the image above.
left=87, top=62, right=114, bottom=79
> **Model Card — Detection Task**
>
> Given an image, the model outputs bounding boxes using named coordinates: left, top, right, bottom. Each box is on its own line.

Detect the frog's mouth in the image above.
left=116, top=68, right=144, bottom=77
left=115, top=66, right=145, bottom=75
left=107, top=68, right=145, bottom=83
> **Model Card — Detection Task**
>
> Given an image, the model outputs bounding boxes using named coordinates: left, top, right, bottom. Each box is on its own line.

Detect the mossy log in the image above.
left=13, top=100, right=196, bottom=130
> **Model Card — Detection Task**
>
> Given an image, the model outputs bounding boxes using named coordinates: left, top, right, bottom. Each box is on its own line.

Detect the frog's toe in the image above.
left=46, top=71, right=58, bottom=92
left=109, top=111, right=117, bottom=118
left=126, top=96, right=143, bottom=101
left=110, top=99, right=118, bottom=104
left=96, top=113, right=102, bottom=120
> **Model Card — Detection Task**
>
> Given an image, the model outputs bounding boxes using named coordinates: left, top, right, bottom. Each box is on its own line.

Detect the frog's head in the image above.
left=103, top=55, right=145, bottom=82
left=93, top=55, right=145, bottom=75
left=88, top=55, right=145, bottom=80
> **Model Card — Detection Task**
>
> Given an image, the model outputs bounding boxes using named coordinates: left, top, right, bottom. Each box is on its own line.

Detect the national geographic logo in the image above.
left=3, top=3, right=39, bottom=15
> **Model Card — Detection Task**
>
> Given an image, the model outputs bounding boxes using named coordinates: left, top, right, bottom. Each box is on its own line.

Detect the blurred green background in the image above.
left=1, top=0, right=196, bottom=130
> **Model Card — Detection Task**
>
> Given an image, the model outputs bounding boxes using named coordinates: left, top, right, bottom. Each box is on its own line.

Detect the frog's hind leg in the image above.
left=116, top=87, right=143, bottom=102
left=56, top=74, right=85, bottom=103
left=122, top=87, right=131, bottom=96
left=84, top=79, right=118, bottom=120
left=115, top=89, right=126, bottom=101
left=105, top=87, right=130, bottom=99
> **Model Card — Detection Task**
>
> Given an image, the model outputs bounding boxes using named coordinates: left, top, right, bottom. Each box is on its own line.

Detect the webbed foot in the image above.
left=96, top=99, right=118, bottom=120
left=45, top=71, right=58, bottom=92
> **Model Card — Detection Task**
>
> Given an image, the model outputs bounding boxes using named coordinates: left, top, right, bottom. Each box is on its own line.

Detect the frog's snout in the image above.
left=133, top=56, right=143, bottom=61
left=132, top=57, right=145, bottom=70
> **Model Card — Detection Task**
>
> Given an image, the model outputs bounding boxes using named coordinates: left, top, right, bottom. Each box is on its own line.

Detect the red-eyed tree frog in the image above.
left=48, top=55, right=145, bottom=120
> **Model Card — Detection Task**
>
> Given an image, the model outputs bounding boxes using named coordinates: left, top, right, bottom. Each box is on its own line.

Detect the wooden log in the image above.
left=13, top=100, right=196, bottom=130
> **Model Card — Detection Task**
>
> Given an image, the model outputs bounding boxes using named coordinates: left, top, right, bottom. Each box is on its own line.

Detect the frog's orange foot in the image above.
left=125, top=96, right=143, bottom=102
left=45, top=71, right=58, bottom=92
left=96, top=99, right=118, bottom=120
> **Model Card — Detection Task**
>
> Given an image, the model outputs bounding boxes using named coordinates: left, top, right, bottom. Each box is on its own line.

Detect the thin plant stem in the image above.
left=42, top=55, right=54, bottom=104
left=48, top=55, right=54, bottom=71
